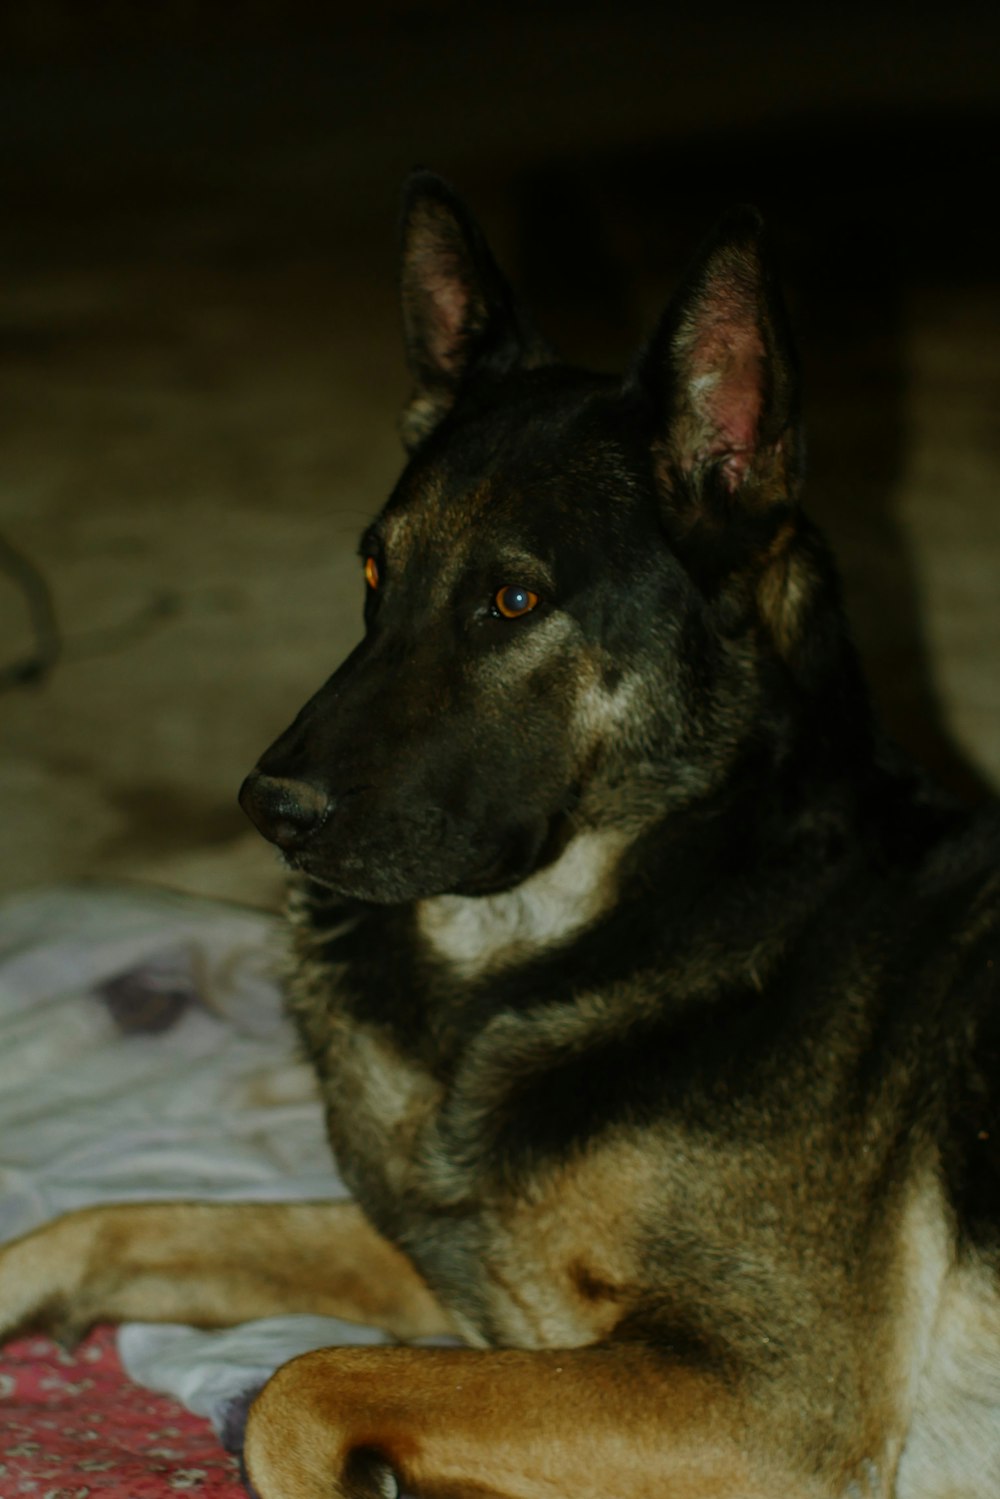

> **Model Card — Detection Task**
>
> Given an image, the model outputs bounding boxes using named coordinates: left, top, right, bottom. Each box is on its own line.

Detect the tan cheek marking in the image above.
left=475, top=610, right=576, bottom=684
left=574, top=671, right=644, bottom=744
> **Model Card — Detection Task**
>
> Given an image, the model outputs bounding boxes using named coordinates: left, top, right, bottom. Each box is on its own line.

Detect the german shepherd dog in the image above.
left=2, top=172, right=999, bottom=1499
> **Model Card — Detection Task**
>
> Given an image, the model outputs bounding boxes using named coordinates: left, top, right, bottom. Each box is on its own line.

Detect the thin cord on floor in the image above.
left=0, top=532, right=182, bottom=693
left=0, top=532, right=61, bottom=690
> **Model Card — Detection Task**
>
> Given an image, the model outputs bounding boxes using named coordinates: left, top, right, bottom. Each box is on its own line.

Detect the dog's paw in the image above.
left=244, top=1433, right=404, bottom=1499
left=243, top=1372, right=408, bottom=1499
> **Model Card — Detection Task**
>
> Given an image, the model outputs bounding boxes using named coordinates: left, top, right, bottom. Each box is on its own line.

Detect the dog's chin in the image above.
left=285, top=821, right=553, bottom=906
left=448, top=829, right=551, bottom=897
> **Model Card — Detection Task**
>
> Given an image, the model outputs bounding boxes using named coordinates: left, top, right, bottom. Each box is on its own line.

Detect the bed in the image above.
left=0, top=885, right=402, bottom=1494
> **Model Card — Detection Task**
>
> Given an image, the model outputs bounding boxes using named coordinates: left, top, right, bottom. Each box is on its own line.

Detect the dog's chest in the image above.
left=318, top=1022, right=667, bottom=1348
left=294, top=992, right=759, bottom=1351
left=308, top=1006, right=443, bottom=1212
left=286, top=943, right=645, bottom=1334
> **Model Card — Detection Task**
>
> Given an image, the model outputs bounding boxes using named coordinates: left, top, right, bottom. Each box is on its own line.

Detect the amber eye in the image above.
left=364, top=556, right=380, bottom=590
left=494, top=585, right=540, bottom=620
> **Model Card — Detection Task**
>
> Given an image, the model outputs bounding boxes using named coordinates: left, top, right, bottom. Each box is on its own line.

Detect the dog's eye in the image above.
left=364, top=556, right=380, bottom=590
left=494, top=585, right=539, bottom=620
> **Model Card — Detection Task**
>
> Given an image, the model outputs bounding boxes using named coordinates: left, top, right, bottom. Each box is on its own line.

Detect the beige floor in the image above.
left=2, top=13, right=998, bottom=910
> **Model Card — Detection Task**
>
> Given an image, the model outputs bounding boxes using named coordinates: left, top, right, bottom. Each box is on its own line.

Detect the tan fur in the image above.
left=755, top=520, right=820, bottom=658
left=0, top=1201, right=452, bottom=1344
left=468, top=1137, right=661, bottom=1348
left=243, top=1343, right=794, bottom=1499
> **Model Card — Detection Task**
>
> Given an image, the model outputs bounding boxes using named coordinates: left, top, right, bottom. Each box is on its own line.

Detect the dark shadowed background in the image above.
left=2, top=1, right=998, bottom=906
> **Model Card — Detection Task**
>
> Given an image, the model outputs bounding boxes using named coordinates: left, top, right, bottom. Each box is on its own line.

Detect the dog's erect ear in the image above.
left=399, top=171, right=553, bottom=450
left=629, top=208, right=801, bottom=522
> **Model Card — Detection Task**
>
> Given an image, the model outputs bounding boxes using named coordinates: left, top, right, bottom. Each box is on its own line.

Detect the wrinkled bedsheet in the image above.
left=0, top=884, right=406, bottom=1489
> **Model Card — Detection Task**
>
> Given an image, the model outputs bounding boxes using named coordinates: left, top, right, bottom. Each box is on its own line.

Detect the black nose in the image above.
left=239, top=771, right=334, bottom=850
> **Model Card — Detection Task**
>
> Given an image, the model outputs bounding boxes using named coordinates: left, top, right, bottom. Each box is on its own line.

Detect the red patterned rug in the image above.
left=0, top=1325, right=244, bottom=1497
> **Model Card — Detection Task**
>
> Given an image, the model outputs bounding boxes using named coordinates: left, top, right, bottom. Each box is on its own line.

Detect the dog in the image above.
left=1, top=171, right=999, bottom=1499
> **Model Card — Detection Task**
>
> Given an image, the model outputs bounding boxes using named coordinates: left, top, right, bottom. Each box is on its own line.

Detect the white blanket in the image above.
left=0, top=884, right=407, bottom=1433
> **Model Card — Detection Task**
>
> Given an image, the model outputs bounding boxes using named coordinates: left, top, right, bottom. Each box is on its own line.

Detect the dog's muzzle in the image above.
left=239, top=771, right=334, bottom=851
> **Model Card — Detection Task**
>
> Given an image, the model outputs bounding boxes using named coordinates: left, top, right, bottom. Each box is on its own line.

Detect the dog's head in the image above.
left=241, top=173, right=839, bottom=904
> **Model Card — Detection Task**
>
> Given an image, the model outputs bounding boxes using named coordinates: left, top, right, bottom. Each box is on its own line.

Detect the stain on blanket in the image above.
left=96, top=949, right=200, bottom=1034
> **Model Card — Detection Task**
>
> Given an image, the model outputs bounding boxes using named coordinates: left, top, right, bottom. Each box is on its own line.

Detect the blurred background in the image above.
left=2, top=0, right=998, bottom=908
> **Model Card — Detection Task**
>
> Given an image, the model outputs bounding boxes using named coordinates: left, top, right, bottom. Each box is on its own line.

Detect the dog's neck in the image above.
left=416, top=827, right=630, bottom=981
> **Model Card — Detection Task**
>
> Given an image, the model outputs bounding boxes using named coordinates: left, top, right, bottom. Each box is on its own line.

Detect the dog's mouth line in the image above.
left=283, top=830, right=542, bottom=903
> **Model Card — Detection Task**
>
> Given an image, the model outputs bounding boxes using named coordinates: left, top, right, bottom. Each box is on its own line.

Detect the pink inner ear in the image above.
left=411, top=245, right=472, bottom=377
left=688, top=314, right=765, bottom=489
left=670, top=241, right=769, bottom=492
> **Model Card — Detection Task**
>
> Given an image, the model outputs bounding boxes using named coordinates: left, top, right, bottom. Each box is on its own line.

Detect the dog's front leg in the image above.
left=0, top=1200, right=453, bottom=1346
left=243, top=1343, right=817, bottom=1499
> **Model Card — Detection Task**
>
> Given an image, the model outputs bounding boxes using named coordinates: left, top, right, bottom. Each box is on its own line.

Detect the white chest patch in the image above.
left=417, top=829, right=627, bottom=979
left=897, top=1256, right=1000, bottom=1499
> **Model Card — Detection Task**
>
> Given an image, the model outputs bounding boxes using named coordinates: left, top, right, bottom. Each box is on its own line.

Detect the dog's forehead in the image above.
left=382, top=470, right=526, bottom=563
left=381, top=389, right=639, bottom=571
left=375, top=482, right=545, bottom=608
